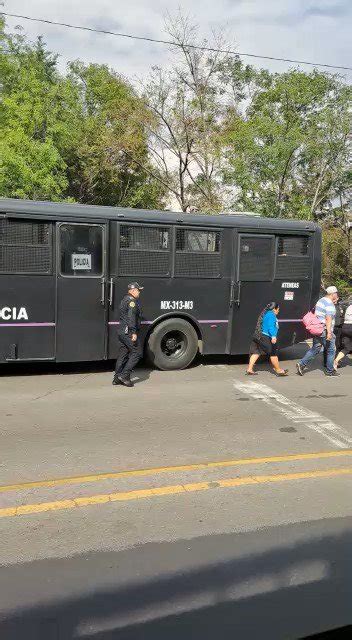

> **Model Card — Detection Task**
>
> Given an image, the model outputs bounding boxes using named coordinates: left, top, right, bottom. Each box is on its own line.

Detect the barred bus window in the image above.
left=119, top=225, right=171, bottom=276
left=175, top=229, right=221, bottom=278
left=0, top=219, right=52, bottom=274
left=276, top=236, right=310, bottom=279
left=176, top=230, right=220, bottom=253
left=120, top=226, right=169, bottom=251
left=278, top=236, right=309, bottom=256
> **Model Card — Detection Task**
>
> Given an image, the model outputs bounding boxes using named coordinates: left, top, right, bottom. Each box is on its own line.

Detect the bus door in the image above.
left=229, top=234, right=276, bottom=354
left=56, top=222, right=108, bottom=362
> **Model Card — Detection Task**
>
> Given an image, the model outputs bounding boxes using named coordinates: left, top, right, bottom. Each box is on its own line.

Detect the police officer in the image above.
left=113, top=282, right=143, bottom=387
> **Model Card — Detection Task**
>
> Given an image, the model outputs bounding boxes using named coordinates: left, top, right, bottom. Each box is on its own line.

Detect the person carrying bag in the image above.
left=246, top=302, right=288, bottom=377
left=297, top=286, right=339, bottom=377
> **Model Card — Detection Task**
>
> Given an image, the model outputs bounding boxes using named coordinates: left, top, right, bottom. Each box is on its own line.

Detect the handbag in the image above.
left=302, top=310, right=324, bottom=336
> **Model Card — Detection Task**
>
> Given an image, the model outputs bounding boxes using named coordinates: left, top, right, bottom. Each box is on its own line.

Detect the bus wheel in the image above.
left=147, top=318, right=199, bottom=370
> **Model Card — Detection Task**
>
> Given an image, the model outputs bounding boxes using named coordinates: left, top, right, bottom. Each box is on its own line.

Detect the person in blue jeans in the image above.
left=297, top=286, right=339, bottom=377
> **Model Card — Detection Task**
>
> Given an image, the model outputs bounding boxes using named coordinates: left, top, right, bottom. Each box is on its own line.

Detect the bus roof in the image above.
left=0, top=198, right=318, bottom=232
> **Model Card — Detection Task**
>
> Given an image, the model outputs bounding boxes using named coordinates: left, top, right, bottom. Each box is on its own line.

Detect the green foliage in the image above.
left=0, top=20, right=165, bottom=208
left=1, top=29, right=69, bottom=200
left=0, top=129, right=67, bottom=200
left=223, top=65, right=351, bottom=221
left=60, top=61, right=166, bottom=207
left=322, top=226, right=351, bottom=297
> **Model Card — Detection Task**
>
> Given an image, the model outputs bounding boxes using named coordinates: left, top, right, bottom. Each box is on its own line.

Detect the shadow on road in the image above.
left=1, top=342, right=346, bottom=378
left=0, top=360, right=115, bottom=378
left=1, top=518, right=351, bottom=640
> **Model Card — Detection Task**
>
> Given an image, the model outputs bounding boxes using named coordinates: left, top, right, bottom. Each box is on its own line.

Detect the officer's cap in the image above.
left=128, top=281, right=144, bottom=291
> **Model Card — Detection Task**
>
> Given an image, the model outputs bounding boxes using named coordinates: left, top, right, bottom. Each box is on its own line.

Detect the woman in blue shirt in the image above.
left=246, top=302, right=288, bottom=376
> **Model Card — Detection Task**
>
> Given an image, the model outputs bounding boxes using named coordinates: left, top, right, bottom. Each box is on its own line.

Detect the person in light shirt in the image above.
left=297, top=286, right=339, bottom=377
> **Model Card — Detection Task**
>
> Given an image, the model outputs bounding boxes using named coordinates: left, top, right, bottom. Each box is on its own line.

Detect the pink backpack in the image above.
left=302, top=310, right=324, bottom=336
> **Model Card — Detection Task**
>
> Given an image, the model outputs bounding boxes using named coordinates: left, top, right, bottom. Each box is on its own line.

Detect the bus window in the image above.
left=276, top=236, right=310, bottom=279
left=175, top=229, right=221, bottom=278
left=176, top=229, right=220, bottom=253
left=119, top=225, right=170, bottom=276
left=0, top=219, right=52, bottom=274
left=278, top=236, right=308, bottom=256
left=59, top=224, right=103, bottom=277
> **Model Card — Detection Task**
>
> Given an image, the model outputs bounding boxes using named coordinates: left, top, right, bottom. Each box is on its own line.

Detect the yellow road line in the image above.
left=0, top=466, right=351, bottom=519
left=1, top=448, right=352, bottom=494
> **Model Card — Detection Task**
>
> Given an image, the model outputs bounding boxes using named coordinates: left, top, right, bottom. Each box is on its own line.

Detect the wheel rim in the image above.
left=160, top=330, right=188, bottom=360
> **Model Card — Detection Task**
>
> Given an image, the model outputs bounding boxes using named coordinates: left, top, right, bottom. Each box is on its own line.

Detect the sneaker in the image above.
left=112, top=379, right=121, bottom=386
left=118, top=376, right=134, bottom=387
left=324, top=369, right=340, bottom=377
left=296, top=362, right=305, bottom=376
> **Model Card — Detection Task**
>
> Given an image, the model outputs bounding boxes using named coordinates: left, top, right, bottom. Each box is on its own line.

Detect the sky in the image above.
left=4, top=0, right=352, bottom=83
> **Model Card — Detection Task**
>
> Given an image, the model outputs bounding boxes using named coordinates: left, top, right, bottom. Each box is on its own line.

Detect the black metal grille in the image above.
left=276, top=235, right=310, bottom=279
left=0, top=245, right=51, bottom=273
left=176, top=229, right=220, bottom=253
left=276, top=256, right=311, bottom=279
left=175, top=229, right=221, bottom=278
left=119, top=225, right=170, bottom=276
left=120, top=225, right=169, bottom=251
left=119, top=250, right=170, bottom=276
left=0, top=219, right=50, bottom=245
left=0, top=219, right=52, bottom=273
left=175, top=253, right=221, bottom=278
left=278, top=236, right=308, bottom=256
left=239, top=237, right=273, bottom=281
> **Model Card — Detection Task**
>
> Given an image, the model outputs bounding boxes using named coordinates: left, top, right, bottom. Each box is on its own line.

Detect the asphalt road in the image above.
left=0, top=345, right=351, bottom=640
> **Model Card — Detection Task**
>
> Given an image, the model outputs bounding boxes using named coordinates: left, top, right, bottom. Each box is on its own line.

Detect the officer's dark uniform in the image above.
left=113, top=285, right=143, bottom=385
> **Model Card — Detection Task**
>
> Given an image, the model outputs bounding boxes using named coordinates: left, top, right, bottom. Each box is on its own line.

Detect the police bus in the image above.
left=0, top=198, right=321, bottom=370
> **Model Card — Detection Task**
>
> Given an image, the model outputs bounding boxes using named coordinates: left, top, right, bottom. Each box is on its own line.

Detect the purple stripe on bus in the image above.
left=0, top=323, right=55, bottom=327
left=109, top=321, right=152, bottom=325
left=198, top=320, right=228, bottom=324
left=108, top=319, right=228, bottom=326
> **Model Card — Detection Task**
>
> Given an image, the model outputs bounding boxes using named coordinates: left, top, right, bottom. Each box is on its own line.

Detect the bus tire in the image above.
left=146, top=318, right=199, bottom=371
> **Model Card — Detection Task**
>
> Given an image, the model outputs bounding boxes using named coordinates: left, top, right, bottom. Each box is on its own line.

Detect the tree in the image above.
left=0, top=19, right=165, bottom=208
left=223, top=66, right=352, bottom=221
left=320, top=199, right=351, bottom=295
left=63, top=61, right=165, bottom=208
left=144, top=13, right=230, bottom=212
left=1, top=23, right=69, bottom=200
left=322, top=226, right=351, bottom=296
